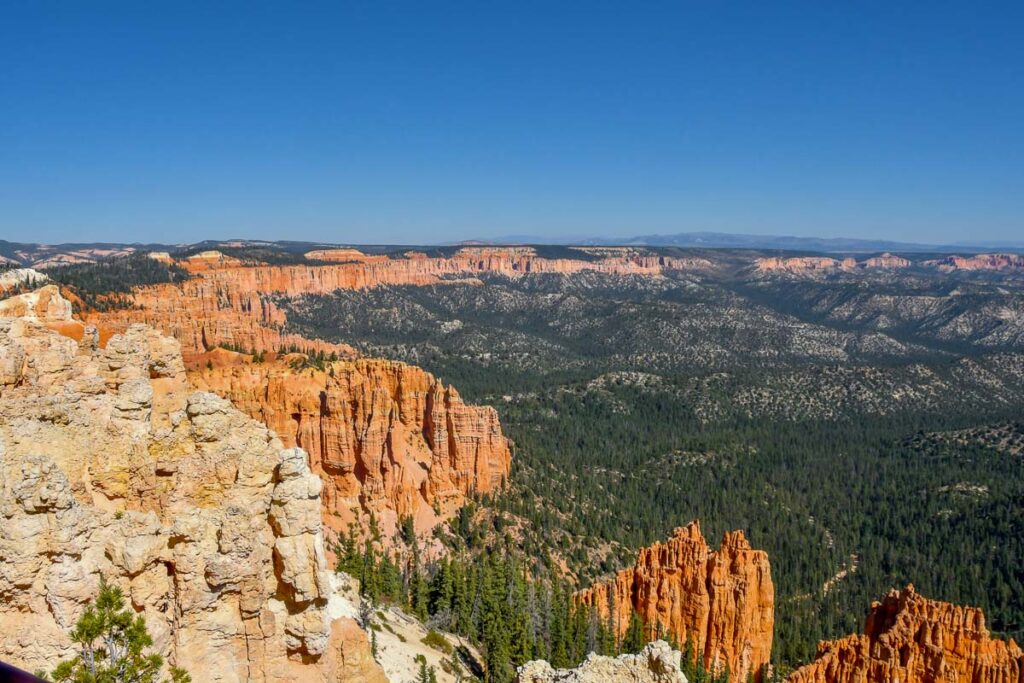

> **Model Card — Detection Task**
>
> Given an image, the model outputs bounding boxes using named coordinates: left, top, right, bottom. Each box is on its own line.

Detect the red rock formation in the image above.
left=575, top=522, right=775, bottom=682
left=787, top=585, right=1024, bottom=683
left=85, top=246, right=707, bottom=360
left=189, top=358, right=512, bottom=542
left=84, top=281, right=356, bottom=362
left=924, top=253, right=1024, bottom=272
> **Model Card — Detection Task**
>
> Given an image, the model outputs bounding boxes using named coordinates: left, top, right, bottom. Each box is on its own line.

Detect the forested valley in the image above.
left=285, top=269, right=1024, bottom=673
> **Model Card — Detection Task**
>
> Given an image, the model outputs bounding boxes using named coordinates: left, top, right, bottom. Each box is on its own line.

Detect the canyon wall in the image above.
left=755, top=254, right=911, bottom=274
left=924, top=253, right=1024, bottom=272
left=84, top=246, right=707, bottom=359
left=0, top=290, right=385, bottom=682
left=756, top=252, right=1024, bottom=275
left=787, top=585, right=1023, bottom=683
left=575, top=521, right=774, bottom=683
left=84, top=280, right=357, bottom=362
left=189, top=357, right=512, bottom=542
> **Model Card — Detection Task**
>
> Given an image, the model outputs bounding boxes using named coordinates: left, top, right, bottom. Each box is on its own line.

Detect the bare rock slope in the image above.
left=0, top=288, right=385, bottom=682
left=517, top=640, right=688, bottom=683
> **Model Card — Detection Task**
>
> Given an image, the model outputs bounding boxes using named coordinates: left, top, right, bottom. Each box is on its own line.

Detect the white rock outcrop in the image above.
left=517, top=641, right=689, bottom=683
left=0, top=289, right=385, bottom=682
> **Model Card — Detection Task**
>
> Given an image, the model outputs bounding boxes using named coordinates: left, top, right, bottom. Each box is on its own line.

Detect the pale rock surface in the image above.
left=517, top=641, right=688, bottom=683
left=0, top=288, right=386, bottom=682
left=0, top=268, right=49, bottom=292
left=332, top=572, right=483, bottom=683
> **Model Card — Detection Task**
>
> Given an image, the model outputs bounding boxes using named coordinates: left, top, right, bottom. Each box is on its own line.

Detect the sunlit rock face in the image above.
left=575, top=521, right=775, bottom=683
left=0, top=288, right=385, bottom=682
left=190, top=357, right=512, bottom=543
left=787, top=585, right=1024, bottom=683
left=84, top=246, right=709, bottom=360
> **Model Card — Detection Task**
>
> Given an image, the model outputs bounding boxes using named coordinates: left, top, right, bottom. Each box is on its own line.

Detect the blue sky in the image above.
left=1, top=2, right=1021, bottom=245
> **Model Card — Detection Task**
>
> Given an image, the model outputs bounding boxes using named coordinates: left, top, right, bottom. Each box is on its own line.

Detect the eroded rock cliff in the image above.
left=517, top=641, right=688, bottom=683
left=924, top=253, right=1024, bottom=272
left=575, top=522, right=774, bottom=683
left=787, top=585, right=1024, bottom=683
left=755, top=255, right=912, bottom=274
left=189, top=357, right=512, bottom=541
left=84, top=246, right=708, bottom=359
left=0, top=289, right=385, bottom=682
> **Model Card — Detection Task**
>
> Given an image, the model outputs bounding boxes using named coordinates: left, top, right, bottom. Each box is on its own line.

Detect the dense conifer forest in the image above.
left=285, top=270, right=1024, bottom=673
left=45, top=254, right=191, bottom=310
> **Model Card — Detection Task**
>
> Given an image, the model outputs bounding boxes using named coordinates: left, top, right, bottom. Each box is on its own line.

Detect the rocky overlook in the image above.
left=190, top=356, right=512, bottom=542
left=574, top=522, right=774, bottom=683
left=787, top=585, right=1024, bottom=683
left=0, top=288, right=385, bottom=682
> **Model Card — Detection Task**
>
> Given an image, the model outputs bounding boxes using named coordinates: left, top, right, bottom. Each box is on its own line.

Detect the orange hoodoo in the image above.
left=787, top=585, right=1024, bottom=683
left=575, top=521, right=775, bottom=682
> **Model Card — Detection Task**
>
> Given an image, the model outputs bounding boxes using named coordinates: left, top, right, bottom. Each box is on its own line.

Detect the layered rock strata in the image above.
left=85, top=246, right=707, bottom=359
left=924, top=253, right=1024, bottom=272
left=787, top=585, right=1024, bottom=683
left=575, top=522, right=774, bottom=683
left=517, top=640, right=688, bottom=683
left=0, top=289, right=385, bottom=682
left=190, top=357, right=512, bottom=540
left=755, top=255, right=912, bottom=274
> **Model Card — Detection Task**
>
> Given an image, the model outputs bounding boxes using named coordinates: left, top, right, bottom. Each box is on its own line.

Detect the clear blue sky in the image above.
left=1, top=2, right=1021, bottom=245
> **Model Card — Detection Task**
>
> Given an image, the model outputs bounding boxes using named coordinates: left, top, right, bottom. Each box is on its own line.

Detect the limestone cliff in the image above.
left=787, top=585, right=1024, bottom=683
left=575, top=522, right=774, bottom=683
left=189, top=357, right=512, bottom=541
left=0, top=289, right=386, bottom=682
left=517, top=641, right=688, bottom=683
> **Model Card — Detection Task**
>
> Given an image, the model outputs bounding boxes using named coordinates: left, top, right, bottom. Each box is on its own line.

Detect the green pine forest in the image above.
left=283, top=270, right=1024, bottom=676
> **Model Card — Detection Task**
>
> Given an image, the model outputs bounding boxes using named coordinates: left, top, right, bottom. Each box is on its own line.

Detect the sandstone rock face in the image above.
left=85, top=246, right=708, bottom=359
left=861, top=253, right=911, bottom=269
left=575, top=522, right=774, bottom=683
left=787, top=585, right=1024, bottom=683
left=924, top=253, right=1024, bottom=272
left=190, top=358, right=512, bottom=541
left=0, top=268, right=49, bottom=293
left=0, top=284, right=72, bottom=320
left=517, top=641, right=688, bottom=683
left=0, top=289, right=385, bottom=682
left=86, top=280, right=357, bottom=363
left=756, top=257, right=857, bottom=274
left=755, top=254, right=915, bottom=274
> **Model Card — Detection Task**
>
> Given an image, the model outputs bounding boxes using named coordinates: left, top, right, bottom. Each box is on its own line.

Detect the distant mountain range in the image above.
left=471, top=231, right=1024, bottom=253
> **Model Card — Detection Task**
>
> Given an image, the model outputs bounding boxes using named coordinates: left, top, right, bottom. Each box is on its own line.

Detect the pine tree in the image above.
left=40, top=578, right=191, bottom=683
left=621, top=612, right=647, bottom=654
